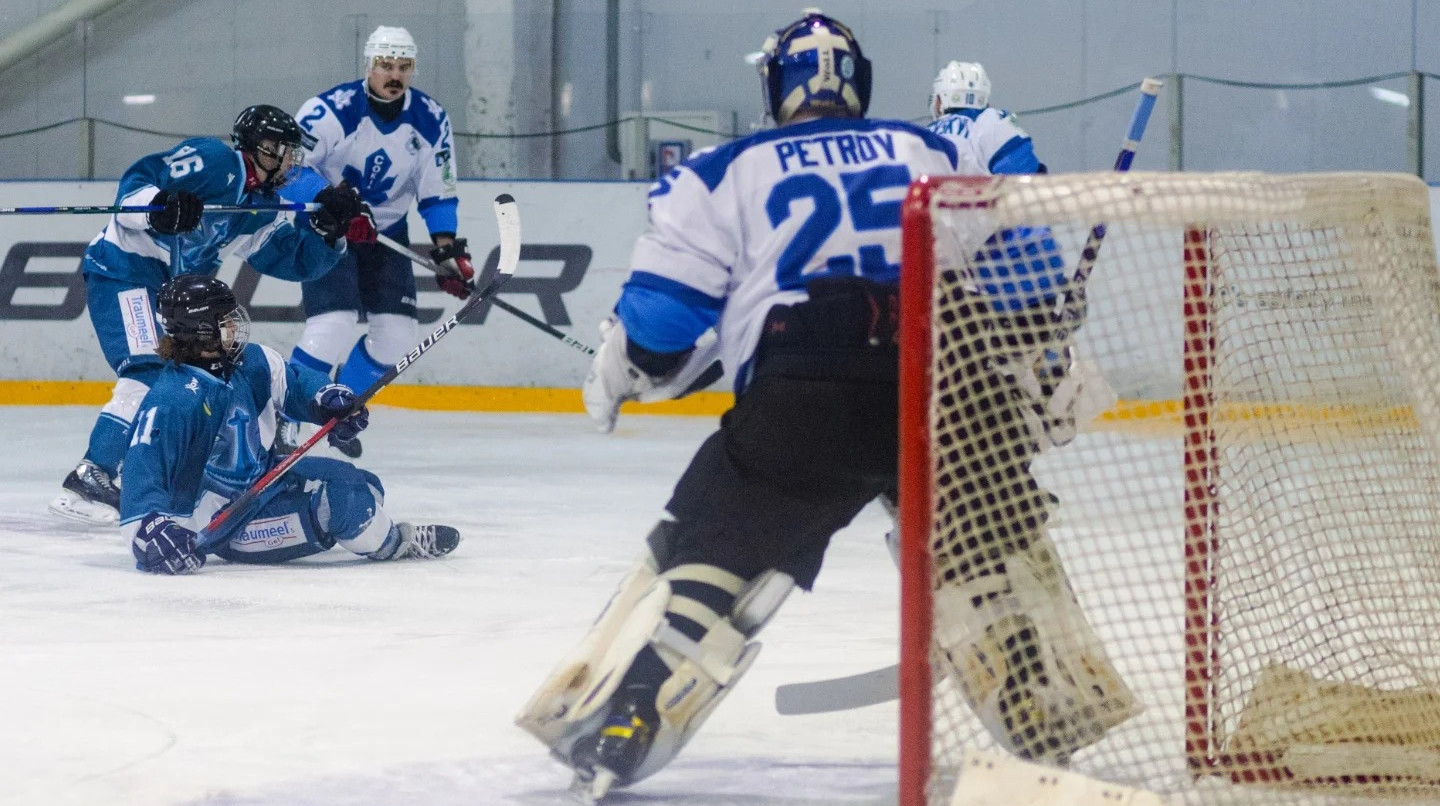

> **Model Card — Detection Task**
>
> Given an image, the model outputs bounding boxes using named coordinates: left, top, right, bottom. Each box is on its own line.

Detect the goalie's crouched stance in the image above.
left=519, top=277, right=903, bottom=801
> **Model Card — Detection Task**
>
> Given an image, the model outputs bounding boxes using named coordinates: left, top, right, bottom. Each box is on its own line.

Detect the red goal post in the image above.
left=898, top=171, right=1440, bottom=806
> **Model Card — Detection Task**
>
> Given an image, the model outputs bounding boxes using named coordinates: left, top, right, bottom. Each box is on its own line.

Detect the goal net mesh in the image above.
left=902, top=172, right=1440, bottom=806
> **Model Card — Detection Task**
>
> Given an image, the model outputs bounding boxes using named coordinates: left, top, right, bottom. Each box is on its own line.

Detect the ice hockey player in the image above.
left=122, top=274, right=460, bottom=575
left=50, top=104, right=370, bottom=526
left=928, top=60, right=1047, bottom=175
left=513, top=9, right=973, bottom=803
left=278, top=25, right=474, bottom=459
left=516, top=9, right=1137, bottom=801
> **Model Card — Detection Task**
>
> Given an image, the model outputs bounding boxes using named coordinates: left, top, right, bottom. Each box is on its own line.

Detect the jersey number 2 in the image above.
left=765, top=164, right=911, bottom=289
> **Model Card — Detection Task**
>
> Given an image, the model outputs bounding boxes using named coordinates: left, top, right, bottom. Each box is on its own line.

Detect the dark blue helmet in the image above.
left=758, top=11, right=871, bottom=125
left=157, top=275, right=250, bottom=375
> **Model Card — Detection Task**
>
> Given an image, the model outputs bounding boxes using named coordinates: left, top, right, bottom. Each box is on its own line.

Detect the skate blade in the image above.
left=568, top=767, right=617, bottom=805
left=48, top=493, right=118, bottom=526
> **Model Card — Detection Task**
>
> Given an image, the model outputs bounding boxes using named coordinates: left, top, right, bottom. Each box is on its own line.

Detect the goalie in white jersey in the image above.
left=517, top=10, right=974, bottom=802
left=281, top=25, right=475, bottom=458
left=517, top=11, right=1138, bottom=801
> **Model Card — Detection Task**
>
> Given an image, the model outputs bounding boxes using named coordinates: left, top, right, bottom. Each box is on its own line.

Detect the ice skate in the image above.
left=390, top=522, right=461, bottom=559
left=272, top=415, right=302, bottom=458
left=566, top=684, right=660, bottom=804
left=48, top=460, right=121, bottom=525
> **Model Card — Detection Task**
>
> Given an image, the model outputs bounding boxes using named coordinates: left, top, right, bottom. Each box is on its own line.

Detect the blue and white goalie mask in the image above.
left=758, top=11, right=872, bottom=125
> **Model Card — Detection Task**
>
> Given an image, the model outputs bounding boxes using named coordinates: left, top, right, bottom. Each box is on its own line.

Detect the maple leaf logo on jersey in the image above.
left=422, top=96, right=444, bottom=121
left=341, top=150, right=396, bottom=205
left=326, top=87, right=357, bottom=110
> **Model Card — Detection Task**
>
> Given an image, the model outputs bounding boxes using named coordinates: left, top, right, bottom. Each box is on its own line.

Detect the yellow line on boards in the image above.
left=0, top=380, right=734, bottom=416
left=0, top=381, right=1416, bottom=432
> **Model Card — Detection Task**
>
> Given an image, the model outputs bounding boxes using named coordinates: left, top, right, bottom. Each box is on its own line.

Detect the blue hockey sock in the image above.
left=84, top=413, right=131, bottom=477
left=289, top=345, right=334, bottom=377
left=336, top=337, right=390, bottom=393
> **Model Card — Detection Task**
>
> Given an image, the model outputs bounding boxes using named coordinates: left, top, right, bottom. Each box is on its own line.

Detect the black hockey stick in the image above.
left=374, top=231, right=597, bottom=358
left=0, top=202, right=321, bottom=215
left=196, top=193, right=521, bottom=552
left=775, top=79, right=1163, bottom=717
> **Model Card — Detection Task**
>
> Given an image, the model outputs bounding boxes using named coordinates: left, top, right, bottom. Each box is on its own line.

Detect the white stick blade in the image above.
left=493, top=194, right=522, bottom=277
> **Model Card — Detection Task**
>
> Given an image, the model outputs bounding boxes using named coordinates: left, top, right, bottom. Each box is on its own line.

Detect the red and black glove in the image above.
left=430, top=238, right=475, bottom=300
left=346, top=204, right=377, bottom=244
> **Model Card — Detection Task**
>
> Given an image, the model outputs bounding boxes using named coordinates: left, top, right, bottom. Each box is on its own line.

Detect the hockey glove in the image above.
left=429, top=238, right=475, bottom=300
left=582, top=316, right=721, bottom=433
left=148, top=189, right=203, bottom=235
left=132, top=514, right=206, bottom=575
left=310, top=183, right=366, bottom=246
left=314, top=383, right=370, bottom=448
left=346, top=205, right=378, bottom=244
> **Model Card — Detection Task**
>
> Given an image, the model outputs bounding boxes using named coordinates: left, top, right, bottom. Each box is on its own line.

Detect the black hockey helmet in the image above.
left=758, top=11, right=871, bottom=125
left=157, top=275, right=250, bottom=376
left=232, top=105, right=314, bottom=190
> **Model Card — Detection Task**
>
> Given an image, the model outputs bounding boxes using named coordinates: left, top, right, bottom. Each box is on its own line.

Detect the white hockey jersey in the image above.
left=618, top=117, right=962, bottom=390
left=929, top=107, right=1045, bottom=175
left=294, top=80, right=459, bottom=236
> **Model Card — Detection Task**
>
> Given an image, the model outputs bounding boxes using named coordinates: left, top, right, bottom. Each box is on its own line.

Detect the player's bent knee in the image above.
left=365, top=313, right=418, bottom=366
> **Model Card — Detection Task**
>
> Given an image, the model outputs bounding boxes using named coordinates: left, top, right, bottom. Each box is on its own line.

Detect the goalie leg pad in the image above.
left=518, top=546, right=794, bottom=792
left=934, top=528, right=1139, bottom=764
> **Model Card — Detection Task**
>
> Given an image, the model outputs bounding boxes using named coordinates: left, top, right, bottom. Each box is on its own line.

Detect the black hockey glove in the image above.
left=429, top=238, right=475, bottom=300
left=148, top=189, right=203, bottom=235
left=310, top=183, right=366, bottom=246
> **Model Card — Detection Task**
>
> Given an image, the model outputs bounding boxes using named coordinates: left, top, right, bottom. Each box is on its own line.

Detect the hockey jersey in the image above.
left=929, top=107, right=1045, bottom=175
left=83, top=138, right=345, bottom=290
left=616, top=117, right=961, bottom=390
left=118, top=343, right=331, bottom=542
left=293, top=80, right=459, bottom=237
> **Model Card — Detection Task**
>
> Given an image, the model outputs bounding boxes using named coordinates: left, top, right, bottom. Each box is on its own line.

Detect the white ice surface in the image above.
left=0, top=407, right=899, bottom=806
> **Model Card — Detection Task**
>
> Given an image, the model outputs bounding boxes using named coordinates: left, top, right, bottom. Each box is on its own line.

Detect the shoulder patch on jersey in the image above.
left=422, top=96, right=444, bottom=121
left=185, top=377, right=199, bottom=394
left=326, top=86, right=359, bottom=111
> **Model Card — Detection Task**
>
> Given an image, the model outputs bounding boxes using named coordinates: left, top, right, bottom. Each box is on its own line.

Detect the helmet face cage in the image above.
left=232, top=105, right=313, bottom=189
left=363, top=26, right=418, bottom=74
left=759, top=12, right=871, bottom=125
left=157, top=277, right=251, bottom=366
left=932, top=61, right=991, bottom=117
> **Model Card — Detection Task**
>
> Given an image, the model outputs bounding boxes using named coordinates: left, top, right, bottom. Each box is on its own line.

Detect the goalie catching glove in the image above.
left=429, top=238, right=475, bottom=300
left=132, top=513, right=206, bottom=575
left=582, top=316, right=722, bottom=434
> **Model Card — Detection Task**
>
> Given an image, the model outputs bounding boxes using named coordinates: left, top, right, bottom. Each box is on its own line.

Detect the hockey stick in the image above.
left=774, top=79, right=1164, bottom=717
left=195, top=193, right=521, bottom=552
left=373, top=231, right=597, bottom=358
left=0, top=202, right=321, bottom=215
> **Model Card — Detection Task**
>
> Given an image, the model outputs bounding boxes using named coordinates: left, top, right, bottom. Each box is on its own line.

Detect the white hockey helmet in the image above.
left=932, top=60, right=991, bottom=118
left=363, top=25, right=418, bottom=70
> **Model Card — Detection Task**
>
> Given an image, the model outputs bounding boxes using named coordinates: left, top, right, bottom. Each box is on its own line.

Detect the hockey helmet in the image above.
left=758, top=9, right=871, bottom=125
left=232, top=104, right=311, bottom=190
left=932, top=61, right=991, bottom=118
left=364, top=25, right=418, bottom=70
left=157, top=275, right=251, bottom=375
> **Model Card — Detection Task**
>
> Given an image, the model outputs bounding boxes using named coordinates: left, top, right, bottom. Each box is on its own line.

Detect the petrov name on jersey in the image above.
left=774, top=131, right=898, bottom=173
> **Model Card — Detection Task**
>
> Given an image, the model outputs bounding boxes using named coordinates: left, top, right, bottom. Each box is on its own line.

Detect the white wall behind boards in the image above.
left=0, top=180, right=648, bottom=387
left=2, top=178, right=1440, bottom=395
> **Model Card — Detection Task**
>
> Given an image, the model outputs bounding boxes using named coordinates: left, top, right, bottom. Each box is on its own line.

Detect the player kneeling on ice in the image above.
left=121, top=275, right=459, bottom=575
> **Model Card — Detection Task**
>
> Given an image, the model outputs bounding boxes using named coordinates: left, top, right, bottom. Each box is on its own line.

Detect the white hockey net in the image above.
left=897, top=172, right=1440, bottom=806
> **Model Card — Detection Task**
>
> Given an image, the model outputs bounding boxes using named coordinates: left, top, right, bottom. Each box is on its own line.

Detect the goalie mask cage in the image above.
left=898, top=172, right=1440, bottom=806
